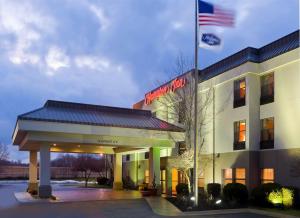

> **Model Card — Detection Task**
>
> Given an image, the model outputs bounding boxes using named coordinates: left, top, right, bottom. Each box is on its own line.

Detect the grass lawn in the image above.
left=254, top=207, right=300, bottom=217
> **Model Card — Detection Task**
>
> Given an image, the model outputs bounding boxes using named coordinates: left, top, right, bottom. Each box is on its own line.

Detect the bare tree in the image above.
left=154, top=55, right=228, bottom=192
left=73, top=154, right=102, bottom=188
left=0, top=144, right=9, bottom=161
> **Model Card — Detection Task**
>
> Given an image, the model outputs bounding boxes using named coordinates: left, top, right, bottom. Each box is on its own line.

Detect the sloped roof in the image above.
left=17, top=100, right=184, bottom=132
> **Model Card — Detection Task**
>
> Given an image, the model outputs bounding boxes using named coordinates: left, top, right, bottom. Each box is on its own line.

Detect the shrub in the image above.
left=268, top=187, right=295, bottom=208
left=251, top=183, right=282, bottom=207
left=223, top=183, right=248, bottom=205
left=176, top=183, right=189, bottom=196
left=285, top=186, right=300, bottom=209
left=97, top=177, right=109, bottom=185
left=207, top=183, right=221, bottom=199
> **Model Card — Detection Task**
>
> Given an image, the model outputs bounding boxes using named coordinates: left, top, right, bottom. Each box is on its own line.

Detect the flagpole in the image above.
left=193, top=0, right=199, bottom=207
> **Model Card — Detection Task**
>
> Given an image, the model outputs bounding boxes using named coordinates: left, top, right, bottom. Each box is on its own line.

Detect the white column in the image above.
left=38, top=144, right=52, bottom=198
left=149, top=147, right=160, bottom=193
left=113, top=153, right=123, bottom=190
left=27, top=150, right=38, bottom=193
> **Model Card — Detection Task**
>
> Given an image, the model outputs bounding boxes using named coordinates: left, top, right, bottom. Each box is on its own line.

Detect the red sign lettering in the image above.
left=145, top=77, right=186, bottom=105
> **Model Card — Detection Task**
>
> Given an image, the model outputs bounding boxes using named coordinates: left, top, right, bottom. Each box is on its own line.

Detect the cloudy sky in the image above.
left=0, top=0, right=299, bottom=162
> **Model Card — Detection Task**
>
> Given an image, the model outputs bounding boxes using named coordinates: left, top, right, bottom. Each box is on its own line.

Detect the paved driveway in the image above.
left=0, top=183, right=274, bottom=218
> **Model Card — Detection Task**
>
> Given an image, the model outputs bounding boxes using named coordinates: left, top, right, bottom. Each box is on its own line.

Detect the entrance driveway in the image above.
left=0, top=183, right=275, bottom=218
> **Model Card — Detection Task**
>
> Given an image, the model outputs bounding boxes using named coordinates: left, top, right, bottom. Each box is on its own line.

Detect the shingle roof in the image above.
left=201, top=30, right=299, bottom=81
left=18, top=100, right=184, bottom=132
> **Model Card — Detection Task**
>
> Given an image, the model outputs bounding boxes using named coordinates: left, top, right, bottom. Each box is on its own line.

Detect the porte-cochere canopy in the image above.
left=12, top=100, right=185, bottom=154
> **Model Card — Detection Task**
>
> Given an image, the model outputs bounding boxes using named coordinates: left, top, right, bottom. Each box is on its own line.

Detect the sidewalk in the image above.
left=145, top=197, right=299, bottom=218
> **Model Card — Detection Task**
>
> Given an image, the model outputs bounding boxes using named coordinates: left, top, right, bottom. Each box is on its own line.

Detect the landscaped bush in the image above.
left=251, top=183, right=282, bottom=207
left=285, top=186, right=300, bottom=209
left=96, top=177, right=109, bottom=185
left=207, top=183, right=221, bottom=199
left=223, top=183, right=248, bottom=205
left=176, top=183, right=189, bottom=196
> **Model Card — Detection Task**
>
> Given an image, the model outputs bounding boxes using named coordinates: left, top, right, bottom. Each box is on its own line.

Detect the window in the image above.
left=171, top=169, right=178, bottom=195
left=223, top=168, right=246, bottom=185
left=178, top=142, right=187, bottom=155
left=223, top=169, right=233, bottom=185
left=234, top=78, right=246, bottom=108
left=235, top=168, right=246, bottom=185
left=198, top=171, right=205, bottom=188
left=160, top=170, right=166, bottom=194
left=152, top=111, right=157, bottom=117
left=126, top=154, right=130, bottom=161
left=260, top=117, right=274, bottom=149
left=261, top=73, right=274, bottom=105
left=261, top=168, right=274, bottom=184
left=144, top=170, right=150, bottom=184
left=234, top=120, right=246, bottom=150
left=145, top=152, right=149, bottom=159
left=178, top=101, right=185, bottom=124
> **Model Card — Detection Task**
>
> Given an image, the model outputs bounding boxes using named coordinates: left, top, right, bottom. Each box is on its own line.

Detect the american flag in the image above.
left=198, top=0, right=235, bottom=27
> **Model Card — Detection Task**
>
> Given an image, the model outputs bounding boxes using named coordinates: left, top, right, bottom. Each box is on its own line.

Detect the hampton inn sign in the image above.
left=145, top=77, right=186, bottom=105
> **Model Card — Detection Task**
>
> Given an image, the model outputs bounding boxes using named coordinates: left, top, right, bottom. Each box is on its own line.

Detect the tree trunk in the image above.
left=184, top=170, right=191, bottom=194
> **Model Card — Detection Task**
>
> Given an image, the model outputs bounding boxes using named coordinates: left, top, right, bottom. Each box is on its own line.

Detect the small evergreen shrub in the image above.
left=207, top=183, right=221, bottom=199
left=223, top=183, right=248, bottom=205
left=251, top=183, right=282, bottom=207
left=176, top=183, right=189, bottom=196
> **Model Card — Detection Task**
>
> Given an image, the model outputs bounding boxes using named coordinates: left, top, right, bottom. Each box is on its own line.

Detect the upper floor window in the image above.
left=261, top=168, right=274, bottom=184
left=126, top=154, right=130, bottom=161
left=260, top=73, right=274, bottom=105
left=233, top=78, right=246, bottom=108
left=234, top=120, right=246, bottom=150
left=178, top=142, right=187, bottom=155
left=260, top=117, right=274, bottom=149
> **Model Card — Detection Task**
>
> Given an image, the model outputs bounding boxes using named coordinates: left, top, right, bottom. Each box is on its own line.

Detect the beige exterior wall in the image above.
left=125, top=47, right=300, bottom=192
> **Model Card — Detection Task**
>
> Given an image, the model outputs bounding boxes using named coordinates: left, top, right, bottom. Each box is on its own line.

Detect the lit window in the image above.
left=198, top=171, right=205, bottom=188
left=144, top=170, right=150, bottom=184
left=261, top=73, right=274, bottom=105
left=223, top=168, right=246, bottom=185
left=235, top=168, right=246, bottom=185
left=234, top=78, right=246, bottom=108
left=234, top=120, right=246, bottom=150
left=160, top=170, right=166, bottom=194
left=223, top=169, right=233, bottom=185
left=172, top=169, right=178, bottom=195
left=261, top=168, right=274, bottom=184
left=260, top=117, right=274, bottom=149
left=178, top=142, right=187, bottom=155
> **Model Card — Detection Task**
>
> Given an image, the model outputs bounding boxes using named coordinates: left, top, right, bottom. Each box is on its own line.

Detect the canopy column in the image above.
left=38, top=144, right=52, bottom=198
left=27, top=150, right=38, bottom=193
left=113, top=153, right=123, bottom=190
left=149, top=147, right=160, bottom=193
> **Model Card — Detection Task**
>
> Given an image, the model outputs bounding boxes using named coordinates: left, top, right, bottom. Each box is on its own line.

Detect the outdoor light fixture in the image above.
left=77, top=145, right=80, bottom=148
left=190, top=196, right=195, bottom=201
left=53, top=144, right=57, bottom=146
left=99, top=153, right=103, bottom=157
left=215, top=199, right=222, bottom=204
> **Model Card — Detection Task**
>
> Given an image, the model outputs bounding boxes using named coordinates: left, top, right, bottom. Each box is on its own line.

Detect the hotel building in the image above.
left=124, top=30, right=300, bottom=195
left=12, top=30, right=299, bottom=198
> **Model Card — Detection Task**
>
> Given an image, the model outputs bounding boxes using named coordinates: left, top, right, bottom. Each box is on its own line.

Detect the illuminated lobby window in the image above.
left=144, top=170, right=150, bottom=184
left=233, top=78, right=246, bottom=108
left=198, top=171, right=205, bottom=188
left=235, top=168, right=246, bottom=185
left=223, top=168, right=233, bottom=185
left=260, top=72, right=274, bottom=105
left=261, top=168, right=274, bottom=184
left=223, top=168, right=246, bottom=185
left=171, top=168, right=178, bottom=195
left=260, top=117, right=274, bottom=149
left=178, top=142, right=187, bottom=155
left=160, top=170, right=166, bottom=194
left=234, top=120, right=246, bottom=150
